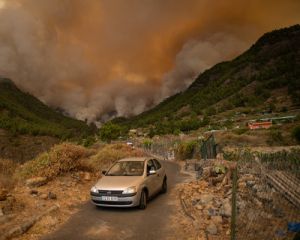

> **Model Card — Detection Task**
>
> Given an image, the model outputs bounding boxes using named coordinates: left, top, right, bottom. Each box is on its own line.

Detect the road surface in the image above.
left=40, top=160, right=191, bottom=240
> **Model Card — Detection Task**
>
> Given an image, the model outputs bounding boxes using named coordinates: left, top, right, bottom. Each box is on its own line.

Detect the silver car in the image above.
left=90, top=157, right=167, bottom=209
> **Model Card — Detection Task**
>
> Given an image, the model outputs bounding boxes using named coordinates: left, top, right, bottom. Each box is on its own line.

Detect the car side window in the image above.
left=153, top=159, right=162, bottom=169
left=147, top=160, right=156, bottom=173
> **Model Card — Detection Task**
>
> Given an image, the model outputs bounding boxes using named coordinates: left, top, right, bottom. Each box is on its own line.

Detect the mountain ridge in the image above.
left=110, top=24, right=300, bottom=134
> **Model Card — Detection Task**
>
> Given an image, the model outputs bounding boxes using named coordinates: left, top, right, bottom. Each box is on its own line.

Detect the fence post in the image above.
left=231, top=168, right=237, bottom=240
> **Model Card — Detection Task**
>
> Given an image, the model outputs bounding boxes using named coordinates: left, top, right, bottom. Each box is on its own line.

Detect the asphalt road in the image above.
left=40, top=160, right=191, bottom=240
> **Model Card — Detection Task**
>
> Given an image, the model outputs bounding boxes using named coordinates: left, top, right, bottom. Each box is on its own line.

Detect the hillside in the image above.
left=0, top=78, right=93, bottom=140
left=111, top=24, right=300, bottom=134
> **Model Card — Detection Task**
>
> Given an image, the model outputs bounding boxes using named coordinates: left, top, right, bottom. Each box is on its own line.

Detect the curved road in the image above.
left=40, top=160, right=191, bottom=240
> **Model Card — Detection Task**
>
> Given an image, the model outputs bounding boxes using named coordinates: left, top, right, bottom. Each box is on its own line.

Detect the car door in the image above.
left=145, top=159, right=158, bottom=197
left=153, top=159, right=164, bottom=192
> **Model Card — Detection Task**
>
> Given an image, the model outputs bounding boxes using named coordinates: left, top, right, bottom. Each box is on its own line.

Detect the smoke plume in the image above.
left=0, top=0, right=299, bottom=126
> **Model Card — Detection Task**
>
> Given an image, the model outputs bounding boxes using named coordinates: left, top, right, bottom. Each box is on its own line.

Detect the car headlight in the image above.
left=91, top=186, right=98, bottom=193
left=122, top=186, right=137, bottom=194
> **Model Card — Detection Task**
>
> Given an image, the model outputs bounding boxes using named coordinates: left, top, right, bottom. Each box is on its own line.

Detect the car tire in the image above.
left=139, top=190, right=147, bottom=210
left=161, top=178, right=167, bottom=194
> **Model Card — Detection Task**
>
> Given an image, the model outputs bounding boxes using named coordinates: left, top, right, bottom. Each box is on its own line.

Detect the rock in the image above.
left=252, top=184, right=264, bottom=193
left=84, top=172, right=91, bottom=181
left=190, top=200, right=198, bottom=207
left=6, top=196, right=15, bottom=203
left=34, top=200, right=46, bottom=207
left=4, top=204, right=12, bottom=214
left=247, top=181, right=256, bottom=186
left=236, top=201, right=246, bottom=211
left=206, top=223, right=217, bottom=235
left=207, top=205, right=218, bottom=216
left=48, top=217, right=58, bottom=227
left=49, top=192, right=56, bottom=199
left=25, top=177, right=47, bottom=188
left=39, top=193, right=48, bottom=200
left=196, top=205, right=203, bottom=210
left=200, top=195, right=213, bottom=205
left=214, top=200, right=222, bottom=208
left=256, top=192, right=272, bottom=202
left=0, top=189, right=7, bottom=201
left=238, top=182, right=247, bottom=189
left=260, top=211, right=273, bottom=219
left=225, top=189, right=232, bottom=196
left=211, top=216, right=222, bottom=223
left=219, top=202, right=232, bottom=217
left=202, top=210, right=211, bottom=216
left=247, top=211, right=259, bottom=221
left=253, top=198, right=263, bottom=208
left=28, top=190, right=38, bottom=195
left=202, top=167, right=211, bottom=179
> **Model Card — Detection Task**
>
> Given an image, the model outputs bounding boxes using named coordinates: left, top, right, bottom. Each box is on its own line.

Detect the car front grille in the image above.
left=92, top=200, right=133, bottom=206
left=98, top=190, right=123, bottom=195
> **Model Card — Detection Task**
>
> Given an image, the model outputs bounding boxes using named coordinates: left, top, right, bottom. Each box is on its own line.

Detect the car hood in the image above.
left=94, top=176, right=143, bottom=190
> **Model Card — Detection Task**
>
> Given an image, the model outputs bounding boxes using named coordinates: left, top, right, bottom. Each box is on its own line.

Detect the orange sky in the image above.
left=0, top=0, right=300, bottom=125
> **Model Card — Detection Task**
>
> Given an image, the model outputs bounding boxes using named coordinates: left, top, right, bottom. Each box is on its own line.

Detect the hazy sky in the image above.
left=0, top=0, right=300, bottom=126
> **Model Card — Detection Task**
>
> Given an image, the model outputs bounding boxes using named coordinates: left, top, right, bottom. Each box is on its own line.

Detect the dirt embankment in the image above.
left=0, top=172, right=100, bottom=240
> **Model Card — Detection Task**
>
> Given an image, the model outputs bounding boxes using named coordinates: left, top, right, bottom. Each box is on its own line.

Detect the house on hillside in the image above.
left=248, top=122, right=272, bottom=130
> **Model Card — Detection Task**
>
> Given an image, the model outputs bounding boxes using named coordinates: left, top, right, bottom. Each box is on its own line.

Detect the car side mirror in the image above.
left=149, top=170, right=156, bottom=175
left=102, top=171, right=107, bottom=175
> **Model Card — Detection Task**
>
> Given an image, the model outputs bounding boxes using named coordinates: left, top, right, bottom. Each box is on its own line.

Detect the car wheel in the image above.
left=139, top=190, right=147, bottom=210
left=161, top=179, right=167, bottom=194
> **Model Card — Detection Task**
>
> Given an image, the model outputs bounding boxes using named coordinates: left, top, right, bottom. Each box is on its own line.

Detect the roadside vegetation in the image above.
left=0, top=142, right=143, bottom=190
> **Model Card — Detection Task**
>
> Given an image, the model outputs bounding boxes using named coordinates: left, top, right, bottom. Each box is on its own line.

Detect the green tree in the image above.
left=173, top=129, right=181, bottom=136
left=291, top=125, right=300, bottom=143
left=79, top=131, right=88, bottom=139
left=148, top=127, right=155, bottom=138
left=84, top=136, right=96, bottom=147
left=99, top=121, right=121, bottom=143
left=281, top=106, right=288, bottom=112
left=269, top=102, right=276, bottom=112
left=202, top=113, right=209, bottom=127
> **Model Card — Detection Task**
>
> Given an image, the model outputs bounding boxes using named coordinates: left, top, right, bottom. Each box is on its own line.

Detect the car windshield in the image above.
left=106, top=161, right=144, bottom=176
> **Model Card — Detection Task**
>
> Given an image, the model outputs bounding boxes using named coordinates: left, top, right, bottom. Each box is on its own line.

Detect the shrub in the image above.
left=281, top=106, right=288, bottom=112
left=173, top=129, right=181, bottom=136
left=84, top=136, right=96, bottom=148
left=20, top=143, right=93, bottom=179
left=90, top=144, right=144, bottom=171
left=174, top=141, right=198, bottom=160
left=231, top=129, right=249, bottom=135
left=291, top=125, right=300, bottom=143
left=142, top=139, right=152, bottom=147
left=13, top=140, right=20, bottom=147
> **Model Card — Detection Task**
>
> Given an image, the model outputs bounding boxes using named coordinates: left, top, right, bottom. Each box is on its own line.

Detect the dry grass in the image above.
left=90, top=143, right=144, bottom=171
left=214, top=130, right=270, bottom=148
left=20, top=143, right=95, bottom=180
left=0, top=158, right=19, bottom=190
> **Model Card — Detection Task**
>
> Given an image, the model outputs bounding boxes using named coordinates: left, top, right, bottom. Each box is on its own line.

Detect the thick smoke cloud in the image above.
left=0, top=0, right=300, bottom=126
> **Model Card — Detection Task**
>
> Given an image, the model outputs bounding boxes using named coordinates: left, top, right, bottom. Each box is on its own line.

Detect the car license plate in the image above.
left=101, top=196, right=118, bottom=201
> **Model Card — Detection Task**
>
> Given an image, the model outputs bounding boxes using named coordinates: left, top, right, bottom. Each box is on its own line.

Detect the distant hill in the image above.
left=111, top=24, right=300, bottom=134
left=0, top=79, right=93, bottom=140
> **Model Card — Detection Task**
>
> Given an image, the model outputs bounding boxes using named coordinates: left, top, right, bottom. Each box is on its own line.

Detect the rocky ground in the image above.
left=174, top=155, right=300, bottom=240
left=0, top=171, right=99, bottom=240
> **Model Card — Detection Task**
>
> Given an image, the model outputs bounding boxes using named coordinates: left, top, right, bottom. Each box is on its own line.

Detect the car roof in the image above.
left=118, top=157, right=148, bottom=162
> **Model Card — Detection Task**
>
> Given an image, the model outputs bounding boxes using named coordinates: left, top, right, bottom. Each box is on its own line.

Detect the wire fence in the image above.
left=225, top=148, right=300, bottom=240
